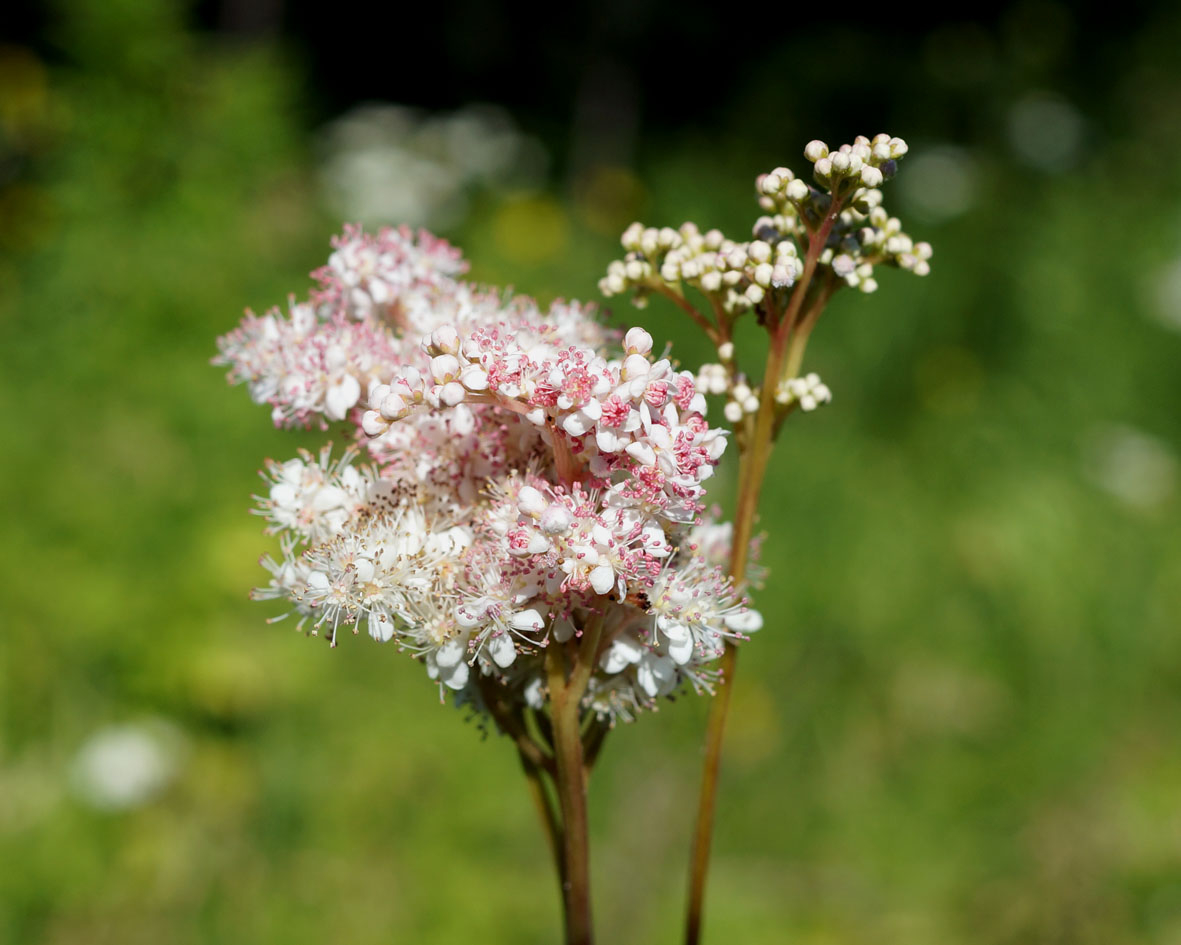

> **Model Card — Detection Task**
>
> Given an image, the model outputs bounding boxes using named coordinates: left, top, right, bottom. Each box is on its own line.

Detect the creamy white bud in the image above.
left=429, top=325, right=460, bottom=355
left=361, top=410, right=388, bottom=436
left=460, top=364, right=489, bottom=391
left=539, top=504, right=574, bottom=535
left=622, top=353, right=650, bottom=381
left=379, top=392, right=408, bottom=420
left=430, top=354, right=460, bottom=383
left=517, top=485, right=547, bottom=517
left=804, top=140, right=829, bottom=162
left=624, top=326, right=653, bottom=356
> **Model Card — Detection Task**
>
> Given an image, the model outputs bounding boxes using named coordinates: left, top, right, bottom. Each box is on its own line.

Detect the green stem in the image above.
left=683, top=197, right=844, bottom=945
left=518, top=747, right=564, bottom=887
left=784, top=275, right=838, bottom=381
left=546, top=608, right=608, bottom=945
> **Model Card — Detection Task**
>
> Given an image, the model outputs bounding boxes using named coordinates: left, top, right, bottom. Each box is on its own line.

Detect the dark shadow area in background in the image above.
left=8, top=0, right=1167, bottom=154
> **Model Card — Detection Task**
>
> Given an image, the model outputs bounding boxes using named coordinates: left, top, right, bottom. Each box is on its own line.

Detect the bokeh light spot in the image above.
left=491, top=194, right=569, bottom=264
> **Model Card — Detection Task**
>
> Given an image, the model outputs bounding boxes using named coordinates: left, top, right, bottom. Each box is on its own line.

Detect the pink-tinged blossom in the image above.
left=361, top=321, right=725, bottom=523
left=312, top=224, right=468, bottom=326
left=214, top=302, right=403, bottom=428
left=218, top=224, right=760, bottom=724
left=255, top=445, right=373, bottom=543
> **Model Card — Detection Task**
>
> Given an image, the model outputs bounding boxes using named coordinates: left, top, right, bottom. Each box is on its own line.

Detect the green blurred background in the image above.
left=3, top=1, right=1181, bottom=942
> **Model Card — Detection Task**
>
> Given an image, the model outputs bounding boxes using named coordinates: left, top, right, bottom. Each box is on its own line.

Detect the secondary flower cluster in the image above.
left=599, top=222, right=802, bottom=314
left=217, top=225, right=761, bottom=724
left=599, top=133, right=931, bottom=417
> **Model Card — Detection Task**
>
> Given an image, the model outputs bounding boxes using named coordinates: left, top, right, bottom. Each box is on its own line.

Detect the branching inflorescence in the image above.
left=218, top=224, right=759, bottom=718
left=216, top=133, right=929, bottom=945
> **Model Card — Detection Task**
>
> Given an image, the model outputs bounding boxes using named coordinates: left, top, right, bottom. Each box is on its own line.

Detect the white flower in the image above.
left=71, top=720, right=185, bottom=811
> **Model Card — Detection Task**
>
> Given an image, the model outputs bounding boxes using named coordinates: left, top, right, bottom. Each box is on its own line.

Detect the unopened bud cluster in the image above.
left=600, top=221, right=802, bottom=315
left=695, top=363, right=832, bottom=422
left=601, top=132, right=930, bottom=321
left=804, top=134, right=907, bottom=192
left=818, top=201, right=933, bottom=293
left=722, top=379, right=762, bottom=423
left=776, top=373, right=831, bottom=412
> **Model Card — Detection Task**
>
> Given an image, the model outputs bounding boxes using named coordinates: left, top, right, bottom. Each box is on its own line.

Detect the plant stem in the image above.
left=546, top=608, right=608, bottom=945
left=518, top=746, right=565, bottom=887
left=683, top=196, right=844, bottom=945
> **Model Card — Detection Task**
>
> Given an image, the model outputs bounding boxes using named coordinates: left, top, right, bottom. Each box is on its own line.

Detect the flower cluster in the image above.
left=217, top=224, right=761, bottom=724
left=599, top=222, right=802, bottom=314
left=762, top=135, right=932, bottom=292
left=601, top=137, right=929, bottom=306
left=600, top=134, right=931, bottom=421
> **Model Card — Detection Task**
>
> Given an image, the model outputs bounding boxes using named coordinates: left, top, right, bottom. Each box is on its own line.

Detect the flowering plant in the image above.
left=216, top=134, right=929, bottom=944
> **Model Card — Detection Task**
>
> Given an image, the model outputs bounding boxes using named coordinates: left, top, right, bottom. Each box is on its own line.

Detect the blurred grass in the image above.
left=3, top=2, right=1181, bottom=944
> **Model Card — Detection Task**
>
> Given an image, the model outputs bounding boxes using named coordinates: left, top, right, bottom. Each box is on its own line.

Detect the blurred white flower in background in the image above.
left=896, top=145, right=979, bottom=223
left=70, top=719, right=185, bottom=811
left=1147, top=258, right=1181, bottom=333
left=318, top=103, right=548, bottom=229
left=1083, top=424, right=1177, bottom=511
left=1007, top=91, right=1086, bottom=172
